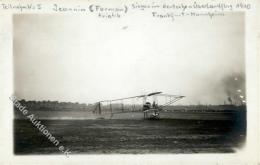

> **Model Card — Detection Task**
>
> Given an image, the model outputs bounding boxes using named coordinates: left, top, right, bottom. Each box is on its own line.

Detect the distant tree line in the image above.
left=15, top=100, right=95, bottom=111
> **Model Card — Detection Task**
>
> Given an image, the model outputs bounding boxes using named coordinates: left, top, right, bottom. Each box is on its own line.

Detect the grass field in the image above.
left=14, top=119, right=246, bottom=154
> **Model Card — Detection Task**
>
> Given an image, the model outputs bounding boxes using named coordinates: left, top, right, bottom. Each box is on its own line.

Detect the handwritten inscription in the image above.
left=152, top=11, right=225, bottom=20
left=1, top=3, right=42, bottom=12
left=0, top=1, right=252, bottom=21
left=89, top=5, right=127, bottom=18
left=53, top=4, right=87, bottom=12
left=131, top=2, right=160, bottom=10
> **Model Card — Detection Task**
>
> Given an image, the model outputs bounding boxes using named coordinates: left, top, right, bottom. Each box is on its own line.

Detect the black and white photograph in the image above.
left=13, top=12, right=246, bottom=155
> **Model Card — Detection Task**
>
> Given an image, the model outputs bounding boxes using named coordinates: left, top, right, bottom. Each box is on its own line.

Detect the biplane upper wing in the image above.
left=147, top=92, right=162, bottom=96
left=99, top=95, right=144, bottom=103
left=156, top=93, right=185, bottom=98
left=99, top=92, right=163, bottom=103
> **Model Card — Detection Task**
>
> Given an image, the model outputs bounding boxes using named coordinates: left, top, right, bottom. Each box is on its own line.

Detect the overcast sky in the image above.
left=13, top=13, right=245, bottom=104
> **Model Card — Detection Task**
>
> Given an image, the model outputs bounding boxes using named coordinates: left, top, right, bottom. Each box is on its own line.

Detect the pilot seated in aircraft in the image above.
left=152, top=101, right=158, bottom=109
left=143, top=102, right=151, bottom=111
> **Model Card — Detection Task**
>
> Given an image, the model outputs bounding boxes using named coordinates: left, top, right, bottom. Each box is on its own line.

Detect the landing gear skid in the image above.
left=148, top=114, right=160, bottom=120
left=143, top=110, right=160, bottom=120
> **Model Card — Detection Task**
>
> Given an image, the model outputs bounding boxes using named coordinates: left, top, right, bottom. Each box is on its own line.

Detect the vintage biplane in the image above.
left=94, top=92, right=185, bottom=119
